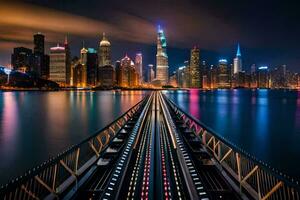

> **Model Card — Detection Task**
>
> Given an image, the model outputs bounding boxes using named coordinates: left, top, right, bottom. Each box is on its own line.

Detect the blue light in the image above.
left=236, top=43, right=241, bottom=57
left=259, top=66, right=268, bottom=70
left=219, top=59, right=228, bottom=63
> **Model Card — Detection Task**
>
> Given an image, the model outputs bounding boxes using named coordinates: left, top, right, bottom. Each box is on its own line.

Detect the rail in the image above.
left=0, top=94, right=149, bottom=200
left=163, top=93, right=300, bottom=200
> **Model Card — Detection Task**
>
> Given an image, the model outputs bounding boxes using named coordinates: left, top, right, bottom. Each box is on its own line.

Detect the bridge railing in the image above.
left=163, top=94, right=300, bottom=200
left=0, top=95, right=149, bottom=200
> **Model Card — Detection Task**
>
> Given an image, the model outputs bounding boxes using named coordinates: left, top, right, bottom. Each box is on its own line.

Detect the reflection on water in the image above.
left=164, top=89, right=300, bottom=181
left=0, top=90, right=147, bottom=184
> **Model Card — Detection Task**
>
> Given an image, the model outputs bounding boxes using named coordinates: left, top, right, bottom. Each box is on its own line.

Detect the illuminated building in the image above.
left=270, top=65, right=287, bottom=88
left=189, top=46, right=201, bottom=88
left=115, top=61, right=122, bottom=86
left=70, top=57, right=79, bottom=86
left=201, top=61, right=209, bottom=89
left=250, top=64, right=258, bottom=88
left=50, top=43, right=70, bottom=86
left=98, top=33, right=111, bottom=67
left=33, top=33, right=44, bottom=77
left=176, top=66, right=186, bottom=88
left=217, top=59, right=230, bottom=88
left=78, top=46, right=88, bottom=87
left=148, top=64, right=155, bottom=83
left=233, top=44, right=242, bottom=74
left=156, top=26, right=169, bottom=85
left=11, top=47, right=33, bottom=72
left=64, top=37, right=71, bottom=85
left=169, top=71, right=177, bottom=87
left=98, top=65, right=115, bottom=87
left=258, top=66, right=269, bottom=88
left=86, top=48, right=98, bottom=87
left=232, top=44, right=243, bottom=87
left=73, top=63, right=86, bottom=88
left=134, top=53, right=143, bottom=84
left=176, top=61, right=190, bottom=88
left=119, top=55, right=138, bottom=87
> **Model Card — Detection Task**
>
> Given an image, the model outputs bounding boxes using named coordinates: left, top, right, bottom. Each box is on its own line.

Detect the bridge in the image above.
left=1, top=91, right=300, bottom=200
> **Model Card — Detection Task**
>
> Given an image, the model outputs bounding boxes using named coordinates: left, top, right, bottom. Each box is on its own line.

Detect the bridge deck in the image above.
left=68, top=92, right=241, bottom=200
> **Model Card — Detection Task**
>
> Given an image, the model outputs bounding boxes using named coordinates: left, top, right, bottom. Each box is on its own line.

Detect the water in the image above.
left=164, top=89, right=300, bottom=181
left=0, top=90, right=148, bottom=185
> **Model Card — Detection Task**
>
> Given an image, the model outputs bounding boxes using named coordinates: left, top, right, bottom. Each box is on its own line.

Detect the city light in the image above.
left=259, top=66, right=268, bottom=70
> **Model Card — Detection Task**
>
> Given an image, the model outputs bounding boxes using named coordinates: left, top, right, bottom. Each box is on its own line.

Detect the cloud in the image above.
left=0, top=2, right=156, bottom=45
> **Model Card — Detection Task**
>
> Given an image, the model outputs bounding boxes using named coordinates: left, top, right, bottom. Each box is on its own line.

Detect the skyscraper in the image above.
left=98, top=33, right=111, bottom=67
left=120, top=55, right=138, bottom=87
left=64, top=36, right=71, bottom=85
left=33, top=33, right=45, bottom=55
left=148, top=64, right=155, bottom=82
left=135, top=53, right=143, bottom=84
left=156, top=26, right=169, bottom=85
left=86, top=48, right=98, bottom=87
left=79, top=46, right=88, bottom=87
left=50, top=44, right=67, bottom=86
left=189, top=46, right=201, bottom=88
left=11, top=47, right=33, bottom=72
left=258, top=66, right=269, bottom=88
left=233, top=44, right=242, bottom=74
left=217, top=59, right=230, bottom=88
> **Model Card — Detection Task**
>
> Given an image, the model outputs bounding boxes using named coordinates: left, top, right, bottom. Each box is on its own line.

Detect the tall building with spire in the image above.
left=233, top=44, right=242, bottom=74
left=99, top=33, right=111, bottom=67
left=156, top=26, right=169, bottom=85
left=189, top=46, right=201, bottom=88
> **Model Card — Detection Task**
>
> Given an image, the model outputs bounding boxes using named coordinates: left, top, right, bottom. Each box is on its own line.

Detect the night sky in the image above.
left=0, top=0, right=300, bottom=72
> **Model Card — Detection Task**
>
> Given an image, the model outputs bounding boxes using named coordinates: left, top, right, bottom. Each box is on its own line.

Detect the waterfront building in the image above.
left=176, top=62, right=190, bottom=88
left=115, top=61, right=122, bottom=86
left=49, top=43, right=70, bottom=86
left=70, top=57, right=79, bottom=86
left=233, top=44, right=242, bottom=74
left=232, top=44, right=242, bottom=87
left=201, top=61, right=209, bottom=89
left=258, top=66, right=269, bottom=88
left=64, top=37, right=71, bottom=85
left=86, top=48, right=98, bottom=87
left=134, top=53, right=143, bottom=84
left=32, top=33, right=45, bottom=77
left=183, top=60, right=190, bottom=88
left=250, top=64, right=258, bottom=88
left=98, top=65, right=115, bottom=87
left=73, top=63, right=86, bottom=88
left=78, top=46, right=88, bottom=87
left=148, top=64, right=155, bottom=83
left=169, top=71, right=177, bottom=87
left=42, top=55, right=50, bottom=79
left=11, top=47, right=33, bottom=72
left=217, top=59, right=230, bottom=88
left=98, top=33, right=111, bottom=67
left=189, top=46, right=201, bottom=88
left=120, top=55, right=138, bottom=87
left=33, top=33, right=43, bottom=76
left=270, top=65, right=287, bottom=88
left=176, top=66, right=186, bottom=88
left=156, top=26, right=169, bottom=85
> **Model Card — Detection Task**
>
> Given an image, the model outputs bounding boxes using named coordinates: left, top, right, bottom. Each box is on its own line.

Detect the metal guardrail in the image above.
left=163, top=93, right=300, bottom=200
left=0, top=95, right=149, bottom=200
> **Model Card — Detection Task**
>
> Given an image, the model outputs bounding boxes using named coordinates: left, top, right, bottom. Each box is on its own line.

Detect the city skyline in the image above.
left=0, top=1, right=300, bottom=72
